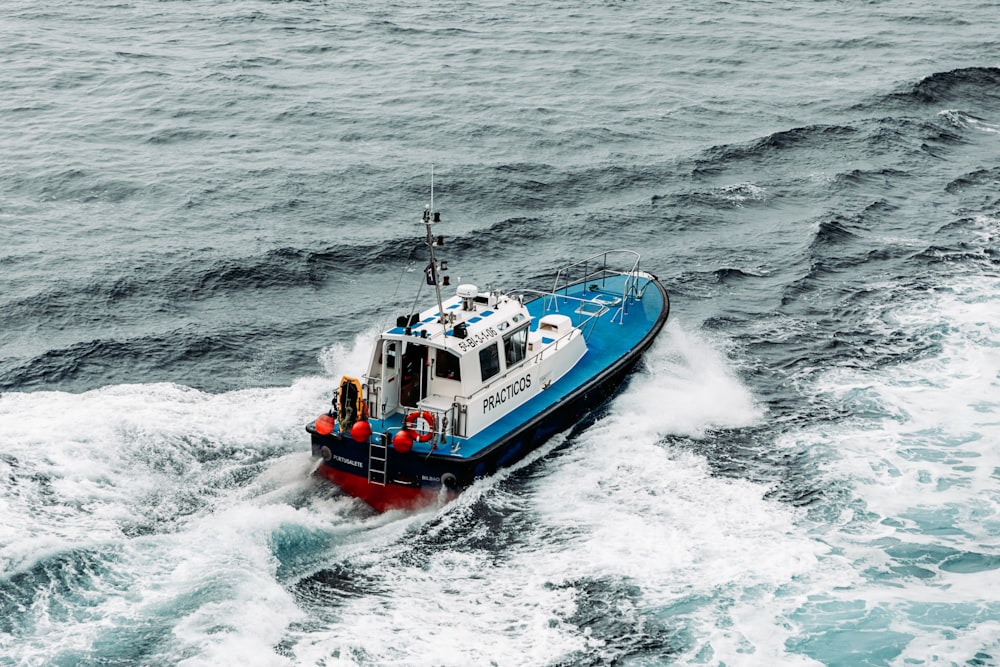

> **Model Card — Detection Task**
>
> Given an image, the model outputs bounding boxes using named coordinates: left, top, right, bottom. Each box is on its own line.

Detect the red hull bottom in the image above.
left=316, top=464, right=455, bottom=513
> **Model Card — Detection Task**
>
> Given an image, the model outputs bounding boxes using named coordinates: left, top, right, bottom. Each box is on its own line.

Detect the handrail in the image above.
left=547, top=249, right=643, bottom=313
left=551, top=249, right=641, bottom=290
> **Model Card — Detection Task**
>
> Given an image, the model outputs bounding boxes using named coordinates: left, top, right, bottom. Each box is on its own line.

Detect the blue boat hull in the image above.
left=307, top=276, right=669, bottom=512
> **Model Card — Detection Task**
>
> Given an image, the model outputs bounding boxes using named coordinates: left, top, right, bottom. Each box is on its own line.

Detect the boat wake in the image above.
left=6, top=257, right=997, bottom=666
left=281, top=321, right=804, bottom=666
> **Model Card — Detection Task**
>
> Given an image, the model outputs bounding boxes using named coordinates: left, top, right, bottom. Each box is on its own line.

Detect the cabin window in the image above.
left=479, top=343, right=501, bottom=382
left=435, top=348, right=462, bottom=380
left=503, top=325, right=528, bottom=367
left=384, top=341, right=396, bottom=369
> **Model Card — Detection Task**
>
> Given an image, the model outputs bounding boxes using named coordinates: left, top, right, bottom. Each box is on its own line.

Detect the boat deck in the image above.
left=370, top=271, right=668, bottom=460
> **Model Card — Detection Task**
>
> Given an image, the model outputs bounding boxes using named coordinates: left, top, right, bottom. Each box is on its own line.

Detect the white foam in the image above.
left=284, top=324, right=839, bottom=665
left=765, top=268, right=1000, bottom=662
left=940, top=108, right=1000, bottom=134
left=894, top=619, right=1000, bottom=665
left=522, top=328, right=839, bottom=664
left=290, top=538, right=592, bottom=667
left=815, top=274, right=1000, bottom=533
left=165, top=504, right=316, bottom=667
left=0, top=333, right=369, bottom=664
left=622, top=321, right=764, bottom=439
left=719, top=181, right=766, bottom=206
left=318, top=327, right=378, bottom=379
left=0, top=377, right=333, bottom=568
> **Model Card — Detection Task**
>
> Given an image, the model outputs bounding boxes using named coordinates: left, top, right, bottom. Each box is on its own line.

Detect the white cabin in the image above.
left=362, top=284, right=586, bottom=440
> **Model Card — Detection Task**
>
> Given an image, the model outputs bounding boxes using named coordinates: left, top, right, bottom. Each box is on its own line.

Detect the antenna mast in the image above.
left=423, top=166, right=447, bottom=325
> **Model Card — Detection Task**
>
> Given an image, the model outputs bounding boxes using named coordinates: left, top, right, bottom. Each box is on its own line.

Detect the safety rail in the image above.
left=384, top=403, right=456, bottom=449
left=550, top=249, right=642, bottom=300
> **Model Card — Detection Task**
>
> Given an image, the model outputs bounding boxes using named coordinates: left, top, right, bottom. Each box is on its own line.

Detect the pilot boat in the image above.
left=306, top=201, right=669, bottom=512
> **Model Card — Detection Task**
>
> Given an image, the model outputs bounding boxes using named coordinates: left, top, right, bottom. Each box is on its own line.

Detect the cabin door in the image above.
left=379, top=340, right=400, bottom=418
left=400, top=342, right=428, bottom=408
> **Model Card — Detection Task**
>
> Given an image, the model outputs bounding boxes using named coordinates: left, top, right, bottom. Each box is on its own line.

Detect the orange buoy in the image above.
left=315, top=414, right=335, bottom=436
left=350, top=420, right=372, bottom=443
left=392, top=429, right=414, bottom=453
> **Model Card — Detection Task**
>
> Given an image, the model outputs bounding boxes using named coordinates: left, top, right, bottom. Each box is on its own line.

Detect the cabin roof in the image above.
left=382, top=288, right=529, bottom=356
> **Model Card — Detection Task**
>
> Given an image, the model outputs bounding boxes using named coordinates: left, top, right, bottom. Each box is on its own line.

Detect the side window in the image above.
left=479, top=343, right=501, bottom=382
left=435, top=348, right=462, bottom=380
left=503, top=325, right=528, bottom=367
left=385, top=341, right=396, bottom=369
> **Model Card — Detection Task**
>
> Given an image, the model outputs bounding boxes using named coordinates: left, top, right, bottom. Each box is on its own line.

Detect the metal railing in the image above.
left=550, top=249, right=642, bottom=297
left=545, top=250, right=646, bottom=322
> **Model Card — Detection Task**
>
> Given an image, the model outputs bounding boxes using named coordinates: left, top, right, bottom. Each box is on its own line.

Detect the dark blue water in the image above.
left=2, top=1, right=999, bottom=664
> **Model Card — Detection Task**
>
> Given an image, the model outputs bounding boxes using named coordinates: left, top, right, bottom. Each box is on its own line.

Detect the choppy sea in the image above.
left=2, top=1, right=999, bottom=665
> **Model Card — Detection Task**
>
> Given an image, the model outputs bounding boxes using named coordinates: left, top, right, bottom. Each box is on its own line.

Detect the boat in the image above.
left=305, top=198, right=670, bottom=512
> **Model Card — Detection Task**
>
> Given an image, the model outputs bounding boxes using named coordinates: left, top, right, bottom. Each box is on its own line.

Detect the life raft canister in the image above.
left=338, top=375, right=365, bottom=433
left=404, top=410, right=435, bottom=442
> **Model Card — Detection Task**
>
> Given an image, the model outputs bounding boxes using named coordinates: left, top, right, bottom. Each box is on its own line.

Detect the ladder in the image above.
left=368, top=437, right=387, bottom=486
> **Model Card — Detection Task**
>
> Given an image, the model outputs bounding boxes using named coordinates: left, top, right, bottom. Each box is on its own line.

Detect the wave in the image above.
left=945, top=168, right=1000, bottom=214
left=811, top=218, right=858, bottom=246
left=894, top=66, right=1000, bottom=108
left=662, top=182, right=768, bottom=209
left=692, top=124, right=859, bottom=175
left=755, top=209, right=996, bottom=423
left=13, top=166, right=149, bottom=205
left=0, top=319, right=349, bottom=393
left=283, top=324, right=777, bottom=665
left=945, top=166, right=1000, bottom=194
left=712, top=267, right=764, bottom=283
left=914, top=242, right=999, bottom=269
left=445, top=161, right=671, bottom=213
left=0, top=237, right=411, bottom=328
left=0, top=546, right=118, bottom=624
left=832, top=168, right=909, bottom=189
left=689, top=90, right=988, bottom=188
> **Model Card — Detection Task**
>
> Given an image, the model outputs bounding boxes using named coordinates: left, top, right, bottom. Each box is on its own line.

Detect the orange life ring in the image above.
left=405, top=410, right=435, bottom=442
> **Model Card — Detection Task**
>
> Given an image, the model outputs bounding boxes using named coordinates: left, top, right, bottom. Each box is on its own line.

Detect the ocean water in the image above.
left=2, top=0, right=999, bottom=665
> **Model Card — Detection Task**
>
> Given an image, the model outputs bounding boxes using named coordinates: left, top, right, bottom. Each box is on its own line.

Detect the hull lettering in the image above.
left=483, top=374, right=532, bottom=413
